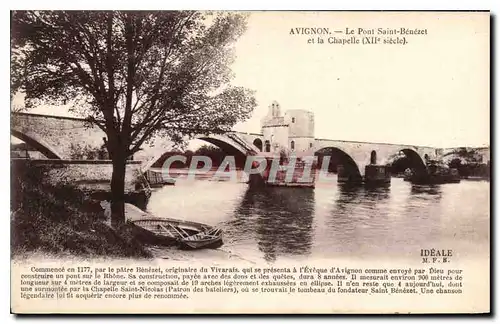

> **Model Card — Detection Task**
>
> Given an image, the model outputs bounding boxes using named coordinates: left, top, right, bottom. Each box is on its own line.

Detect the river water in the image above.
left=145, top=170, right=490, bottom=263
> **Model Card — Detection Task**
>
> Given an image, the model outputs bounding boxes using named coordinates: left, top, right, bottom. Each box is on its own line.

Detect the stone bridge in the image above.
left=11, top=112, right=441, bottom=179
left=11, top=112, right=264, bottom=167
left=307, top=138, right=440, bottom=180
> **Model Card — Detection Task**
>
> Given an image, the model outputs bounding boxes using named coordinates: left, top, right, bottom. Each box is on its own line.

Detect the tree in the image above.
left=387, top=156, right=412, bottom=174
left=448, top=158, right=462, bottom=169
left=11, top=11, right=256, bottom=227
left=194, top=144, right=222, bottom=156
left=194, top=144, right=226, bottom=165
left=443, top=147, right=481, bottom=162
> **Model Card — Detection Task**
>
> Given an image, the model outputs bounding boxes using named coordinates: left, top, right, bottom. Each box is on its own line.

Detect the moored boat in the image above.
left=144, top=169, right=176, bottom=188
left=130, top=217, right=223, bottom=250
left=178, top=227, right=224, bottom=250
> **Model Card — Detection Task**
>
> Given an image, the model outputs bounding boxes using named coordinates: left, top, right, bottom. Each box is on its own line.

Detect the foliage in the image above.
left=194, top=144, right=227, bottom=166
left=194, top=144, right=223, bottom=156
left=68, top=142, right=105, bottom=160
left=443, top=148, right=489, bottom=178
left=443, top=147, right=482, bottom=163
left=12, top=11, right=257, bottom=224
left=447, top=158, right=490, bottom=179
left=151, top=144, right=246, bottom=168
left=387, top=156, right=412, bottom=174
left=12, top=11, right=256, bottom=155
left=11, top=161, right=151, bottom=257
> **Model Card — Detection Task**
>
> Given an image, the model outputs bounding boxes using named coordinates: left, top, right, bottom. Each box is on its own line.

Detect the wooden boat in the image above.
left=163, top=178, right=176, bottom=186
left=149, top=178, right=176, bottom=188
left=179, top=227, right=223, bottom=250
left=144, top=170, right=176, bottom=188
left=130, top=217, right=223, bottom=250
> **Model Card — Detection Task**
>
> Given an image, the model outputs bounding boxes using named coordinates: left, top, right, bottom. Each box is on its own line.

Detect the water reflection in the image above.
left=405, top=184, right=443, bottom=216
left=410, top=184, right=442, bottom=197
left=319, top=184, right=393, bottom=257
left=335, top=184, right=390, bottom=210
left=145, top=175, right=489, bottom=262
left=231, top=187, right=315, bottom=262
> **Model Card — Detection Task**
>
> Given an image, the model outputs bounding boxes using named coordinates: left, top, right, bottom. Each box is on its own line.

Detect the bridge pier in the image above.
left=363, top=164, right=391, bottom=186
left=338, top=164, right=391, bottom=187
left=12, top=113, right=442, bottom=184
left=248, top=173, right=267, bottom=187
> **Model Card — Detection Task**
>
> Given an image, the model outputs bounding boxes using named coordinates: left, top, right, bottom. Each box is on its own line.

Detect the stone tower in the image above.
left=284, top=110, right=315, bottom=152
left=260, top=101, right=315, bottom=154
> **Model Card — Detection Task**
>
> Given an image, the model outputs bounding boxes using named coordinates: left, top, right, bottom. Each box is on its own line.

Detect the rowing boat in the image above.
left=130, top=217, right=223, bottom=250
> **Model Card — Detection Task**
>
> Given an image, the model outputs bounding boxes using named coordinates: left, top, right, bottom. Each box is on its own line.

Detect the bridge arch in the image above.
left=370, top=150, right=377, bottom=164
left=385, top=148, right=427, bottom=176
left=253, top=138, right=263, bottom=152
left=314, top=146, right=362, bottom=181
left=11, top=129, right=63, bottom=159
left=195, top=135, right=249, bottom=168
left=264, top=140, right=271, bottom=152
left=142, top=133, right=255, bottom=171
left=399, top=148, right=427, bottom=171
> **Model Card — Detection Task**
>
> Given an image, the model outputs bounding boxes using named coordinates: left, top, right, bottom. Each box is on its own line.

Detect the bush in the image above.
left=11, top=161, right=152, bottom=258
left=69, top=143, right=102, bottom=160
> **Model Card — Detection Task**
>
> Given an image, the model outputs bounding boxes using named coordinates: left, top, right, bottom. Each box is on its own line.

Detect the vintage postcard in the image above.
left=10, top=10, right=490, bottom=314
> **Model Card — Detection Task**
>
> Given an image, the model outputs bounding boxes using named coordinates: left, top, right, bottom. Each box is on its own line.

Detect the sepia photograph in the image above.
left=9, top=10, right=490, bottom=314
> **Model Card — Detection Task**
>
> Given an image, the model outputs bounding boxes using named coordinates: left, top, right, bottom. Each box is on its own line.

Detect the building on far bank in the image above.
left=442, top=146, right=490, bottom=165
left=260, top=100, right=315, bottom=155
left=11, top=141, right=46, bottom=159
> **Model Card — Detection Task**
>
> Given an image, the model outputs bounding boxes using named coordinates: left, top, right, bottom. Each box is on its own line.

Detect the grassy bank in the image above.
left=11, top=161, right=152, bottom=258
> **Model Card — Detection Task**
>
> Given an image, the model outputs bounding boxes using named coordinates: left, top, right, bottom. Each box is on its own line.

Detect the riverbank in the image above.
left=10, top=161, right=247, bottom=262
left=11, top=161, right=152, bottom=259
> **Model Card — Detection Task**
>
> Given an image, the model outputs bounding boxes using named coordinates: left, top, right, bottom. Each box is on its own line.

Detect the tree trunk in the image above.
left=110, top=154, right=127, bottom=228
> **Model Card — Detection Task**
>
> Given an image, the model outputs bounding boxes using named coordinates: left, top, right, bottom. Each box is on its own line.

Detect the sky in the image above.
left=228, top=11, right=490, bottom=148
left=16, top=11, right=490, bottom=148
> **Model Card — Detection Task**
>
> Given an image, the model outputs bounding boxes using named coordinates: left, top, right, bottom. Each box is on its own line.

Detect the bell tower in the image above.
left=260, top=100, right=287, bottom=153
left=271, top=100, right=281, bottom=117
